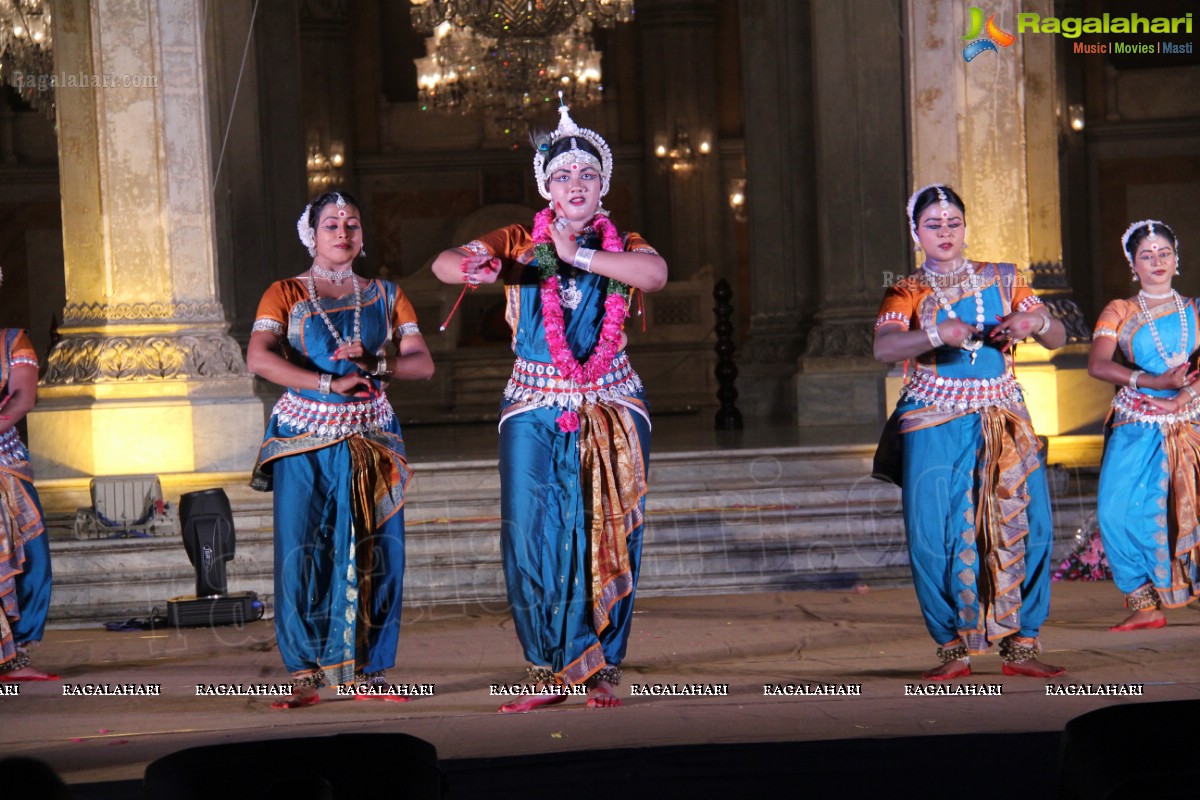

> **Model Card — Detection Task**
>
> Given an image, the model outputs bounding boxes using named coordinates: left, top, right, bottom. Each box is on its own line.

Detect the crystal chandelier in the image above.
left=0, top=0, right=54, bottom=114
left=410, top=1, right=635, bottom=135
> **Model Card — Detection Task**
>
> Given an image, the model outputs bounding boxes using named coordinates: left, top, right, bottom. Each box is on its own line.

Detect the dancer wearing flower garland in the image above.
left=1089, top=220, right=1200, bottom=631
left=432, top=100, right=667, bottom=711
left=873, top=183, right=1067, bottom=680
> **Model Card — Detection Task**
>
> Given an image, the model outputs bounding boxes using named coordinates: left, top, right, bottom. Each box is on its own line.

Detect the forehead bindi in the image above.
left=1137, top=241, right=1170, bottom=255
left=319, top=210, right=359, bottom=224
left=919, top=208, right=963, bottom=224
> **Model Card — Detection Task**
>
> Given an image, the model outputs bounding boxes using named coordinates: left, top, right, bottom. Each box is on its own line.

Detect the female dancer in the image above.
left=0, top=306, right=56, bottom=683
left=248, top=191, right=434, bottom=708
left=432, top=100, right=667, bottom=711
left=1089, top=220, right=1200, bottom=630
left=873, top=183, right=1066, bottom=680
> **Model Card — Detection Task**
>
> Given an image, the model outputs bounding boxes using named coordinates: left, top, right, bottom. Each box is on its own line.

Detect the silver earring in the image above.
left=1131, top=270, right=1139, bottom=282
left=359, top=245, right=367, bottom=258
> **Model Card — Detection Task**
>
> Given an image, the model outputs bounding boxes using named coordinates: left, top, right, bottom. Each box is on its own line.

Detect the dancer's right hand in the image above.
left=460, top=254, right=501, bottom=285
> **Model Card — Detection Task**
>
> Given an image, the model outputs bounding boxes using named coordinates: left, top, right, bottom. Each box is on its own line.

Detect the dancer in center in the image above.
left=873, top=183, right=1067, bottom=680
left=432, top=99, right=667, bottom=711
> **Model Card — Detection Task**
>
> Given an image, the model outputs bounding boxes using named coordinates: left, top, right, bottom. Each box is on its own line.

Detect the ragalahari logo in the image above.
left=962, top=7, right=1016, bottom=61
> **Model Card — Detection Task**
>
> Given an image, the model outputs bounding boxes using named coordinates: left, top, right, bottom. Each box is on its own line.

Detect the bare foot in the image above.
left=271, top=686, right=320, bottom=710
left=1002, top=658, right=1066, bottom=678
left=498, top=684, right=569, bottom=714
left=352, top=681, right=414, bottom=703
left=0, top=666, right=60, bottom=682
left=586, top=680, right=622, bottom=709
left=921, top=659, right=970, bottom=681
left=1110, top=608, right=1167, bottom=632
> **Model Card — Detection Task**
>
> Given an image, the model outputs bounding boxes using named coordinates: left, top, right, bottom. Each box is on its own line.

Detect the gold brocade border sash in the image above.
left=1160, top=422, right=1200, bottom=607
left=579, top=403, right=646, bottom=637
left=348, top=437, right=383, bottom=671
left=899, top=403, right=1042, bottom=650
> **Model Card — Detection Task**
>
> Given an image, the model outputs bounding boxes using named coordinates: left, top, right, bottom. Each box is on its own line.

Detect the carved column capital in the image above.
left=43, top=331, right=248, bottom=385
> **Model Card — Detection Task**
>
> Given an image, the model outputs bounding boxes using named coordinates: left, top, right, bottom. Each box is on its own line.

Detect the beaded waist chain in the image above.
left=0, top=427, right=29, bottom=466
left=503, top=353, right=643, bottom=410
left=1111, top=386, right=1200, bottom=427
left=272, top=390, right=395, bottom=437
left=901, top=369, right=1024, bottom=413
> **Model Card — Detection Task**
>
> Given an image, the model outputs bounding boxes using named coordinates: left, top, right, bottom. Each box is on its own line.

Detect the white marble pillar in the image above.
left=29, top=0, right=263, bottom=478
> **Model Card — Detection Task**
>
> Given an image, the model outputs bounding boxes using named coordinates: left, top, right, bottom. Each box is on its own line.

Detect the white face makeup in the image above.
left=548, top=165, right=602, bottom=225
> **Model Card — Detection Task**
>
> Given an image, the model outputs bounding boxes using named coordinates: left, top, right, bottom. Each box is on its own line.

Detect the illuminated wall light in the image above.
left=728, top=177, right=746, bottom=222
left=655, top=129, right=711, bottom=173
left=1068, top=103, right=1085, bottom=132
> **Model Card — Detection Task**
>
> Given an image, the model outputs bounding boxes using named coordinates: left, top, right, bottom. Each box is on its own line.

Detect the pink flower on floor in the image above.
left=557, top=411, right=580, bottom=432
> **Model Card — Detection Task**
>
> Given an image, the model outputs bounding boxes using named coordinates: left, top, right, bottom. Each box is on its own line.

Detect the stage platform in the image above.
left=3, top=581, right=1199, bottom=798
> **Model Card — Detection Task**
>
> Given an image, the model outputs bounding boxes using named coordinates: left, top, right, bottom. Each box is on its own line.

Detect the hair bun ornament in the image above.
left=297, top=204, right=316, bottom=257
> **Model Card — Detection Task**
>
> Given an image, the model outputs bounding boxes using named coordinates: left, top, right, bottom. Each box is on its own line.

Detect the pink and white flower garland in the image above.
left=531, top=207, right=629, bottom=431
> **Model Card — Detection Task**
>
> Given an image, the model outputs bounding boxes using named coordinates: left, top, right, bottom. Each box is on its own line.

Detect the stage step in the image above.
left=42, top=446, right=1100, bottom=626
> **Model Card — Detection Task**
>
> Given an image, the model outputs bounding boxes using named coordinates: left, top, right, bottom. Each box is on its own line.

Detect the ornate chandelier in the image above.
left=0, top=0, right=54, bottom=114
left=410, top=1, right=635, bottom=135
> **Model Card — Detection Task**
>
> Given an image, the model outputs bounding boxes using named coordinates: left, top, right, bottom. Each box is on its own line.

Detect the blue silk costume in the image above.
left=467, top=223, right=653, bottom=686
left=876, top=264, right=1054, bottom=653
left=251, top=279, right=420, bottom=686
left=0, top=329, right=51, bottom=672
left=1094, top=297, right=1200, bottom=607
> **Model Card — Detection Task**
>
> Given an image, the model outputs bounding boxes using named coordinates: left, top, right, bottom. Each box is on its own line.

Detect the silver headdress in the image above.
left=532, top=94, right=613, bottom=201
left=906, top=183, right=960, bottom=244
left=1121, top=219, right=1177, bottom=266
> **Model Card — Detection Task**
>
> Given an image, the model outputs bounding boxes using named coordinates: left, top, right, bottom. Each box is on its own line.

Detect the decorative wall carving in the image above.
left=1028, top=261, right=1091, bottom=344
left=43, top=333, right=249, bottom=384
left=802, top=321, right=876, bottom=359
left=62, top=302, right=227, bottom=323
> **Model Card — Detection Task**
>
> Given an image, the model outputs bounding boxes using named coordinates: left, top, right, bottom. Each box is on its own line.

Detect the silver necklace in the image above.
left=312, top=264, right=355, bottom=286
left=1139, top=288, right=1174, bottom=300
left=1136, top=289, right=1188, bottom=368
left=925, top=261, right=986, bottom=364
left=306, top=273, right=362, bottom=347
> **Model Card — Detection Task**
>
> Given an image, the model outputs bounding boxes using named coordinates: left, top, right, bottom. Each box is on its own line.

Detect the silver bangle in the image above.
left=1036, top=314, right=1052, bottom=336
left=374, top=357, right=389, bottom=376
left=572, top=247, right=596, bottom=273
left=318, top=373, right=332, bottom=395
left=1185, top=385, right=1199, bottom=403
left=926, top=324, right=945, bottom=349
left=1128, top=370, right=1143, bottom=391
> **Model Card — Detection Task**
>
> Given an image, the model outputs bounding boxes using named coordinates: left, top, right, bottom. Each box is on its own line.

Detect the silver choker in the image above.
left=312, top=264, right=355, bottom=286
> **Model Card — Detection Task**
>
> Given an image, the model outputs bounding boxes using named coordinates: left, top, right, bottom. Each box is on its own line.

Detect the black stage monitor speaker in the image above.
left=169, top=488, right=260, bottom=628
left=179, top=488, right=235, bottom=596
